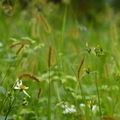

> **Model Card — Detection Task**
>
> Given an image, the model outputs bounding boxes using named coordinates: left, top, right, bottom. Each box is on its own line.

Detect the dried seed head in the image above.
left=47, top=46, right=56, bottom=69
left=9, top=41, right=29, bottom=49
left=36, top=88, right=41, bottom=100
left=37, top=12, right=51, bottom=33
left=15, top=44, right=24, bottom=56
left=76, top=56, right=85, bottom=80
left=9, top=41, right=29, bottom=56
left=48, top=46, right=52, bottom=68
left=18, top=73, right=40, bottom=83
left=101, top=116, right=118, bottom=120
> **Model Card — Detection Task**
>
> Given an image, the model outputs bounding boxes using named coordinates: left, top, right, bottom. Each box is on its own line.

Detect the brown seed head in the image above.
left=18, top=73, right=40, bottom=83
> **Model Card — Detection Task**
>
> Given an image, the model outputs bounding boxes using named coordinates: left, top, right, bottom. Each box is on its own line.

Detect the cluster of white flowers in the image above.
left=61, top=104, right=76, bottom=114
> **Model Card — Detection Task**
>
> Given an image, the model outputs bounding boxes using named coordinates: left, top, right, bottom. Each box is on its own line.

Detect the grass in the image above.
left=0, top=1, right=120, bottom=120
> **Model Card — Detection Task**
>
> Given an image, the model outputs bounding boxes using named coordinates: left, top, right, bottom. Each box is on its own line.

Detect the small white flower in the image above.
left=62, top=105, right=76, bottom=114
left=63, top=108, right=69, bottom=114
left=71, top=105, right=75, bottom=108
left=79, top=103, right=85, bottom=107
left=69, top=107, right=76, bottom=113
left=61, top=104, right=67, bottom=108
left=92, top=105, right=99, bottom=111
left=91, top=105, right=99, bottom=115
left=14, top=79, right=30, bottom=98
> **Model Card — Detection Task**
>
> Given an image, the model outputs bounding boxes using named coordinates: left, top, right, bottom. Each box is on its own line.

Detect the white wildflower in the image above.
left=61, top=104, right=67, bottom=108
left=92, top=105, right=98, bottom=111
left=62, top=105, right=76, bottom=114
left=79, top=103, right=85, bottom=107
left=14, top=79, right=30, bottom=98
left=92, top=105, right=99, bottom=115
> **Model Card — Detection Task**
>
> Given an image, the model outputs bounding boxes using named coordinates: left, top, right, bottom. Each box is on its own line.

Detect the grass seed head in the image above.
left=18, top=73, right=40, bottom=83
left=47, top=46, right=56, bottom=69
left=9, top=41, right=29, bottom=49
left=76, top=56, right=85, bottom=80
left=36, top=88, right=41, bottom=100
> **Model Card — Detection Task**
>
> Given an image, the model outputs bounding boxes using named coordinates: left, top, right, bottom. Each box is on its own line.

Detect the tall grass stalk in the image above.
left=47, top=46, right=54, bottom=120
left=95, top=59, right=102, bottom=118
left=76, top=57, right=90, bottom=120
left=48, top=68, right=51, bottom=120
left=58, top=5, right=67, bottom=72
left=77, top=81, right=90, bottom=120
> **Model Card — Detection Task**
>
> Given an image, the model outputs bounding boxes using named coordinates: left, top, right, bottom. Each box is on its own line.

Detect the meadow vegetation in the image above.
left=0, top=1, right=120, bottom=120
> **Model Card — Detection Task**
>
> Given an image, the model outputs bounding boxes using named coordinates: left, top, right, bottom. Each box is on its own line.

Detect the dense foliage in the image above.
left=0, top=1, right=120, bottom=120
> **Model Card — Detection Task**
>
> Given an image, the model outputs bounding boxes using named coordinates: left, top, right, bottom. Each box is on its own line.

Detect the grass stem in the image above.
left=0, top=56, right=16, bottom=85
left=48, top=69, right=51, bottom=120
left=95, top=59, right=102, bottom=118
left=5, top=90, right=21, bottom=120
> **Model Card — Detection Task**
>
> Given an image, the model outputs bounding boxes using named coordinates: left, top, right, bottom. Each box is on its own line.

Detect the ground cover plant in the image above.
left=1, top=0, right=120, bottom=120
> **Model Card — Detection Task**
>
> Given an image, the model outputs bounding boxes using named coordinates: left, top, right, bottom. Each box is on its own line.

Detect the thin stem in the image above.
left=71, top=65, right=88, bottom=119
left=113, top=80, right=120, bottom=115
left=0, top=79, right=18, bottom=111
left=75, top=82, right=80, bottom=114
left=32, top=102, right=39, bottom=120
left=78, top=80, right=90, bottom=120
left=5, top=90, right=21, bottom=120
left=95, top=59, right=102, bottom=118
left=48, top=69, right=51, bottom=120
left=0, top=56, right=16, bottom=85
left=54, top=82, right=61, bottom=102
left=0, top=56, right=23, bottom=110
